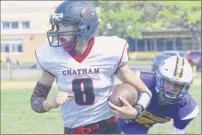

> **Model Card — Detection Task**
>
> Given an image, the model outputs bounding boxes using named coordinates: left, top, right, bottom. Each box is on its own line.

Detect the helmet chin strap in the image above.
left=62, top=41, right=76, bottom=51
left=59, top=36, right=77, bottom=51
left=62, top=37, right=94, bottom=53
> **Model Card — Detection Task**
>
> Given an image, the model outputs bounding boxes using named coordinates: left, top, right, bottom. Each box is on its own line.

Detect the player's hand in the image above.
left=52, top=91, right=74, bottom=108
left=108, top=96, right=137, bottom=119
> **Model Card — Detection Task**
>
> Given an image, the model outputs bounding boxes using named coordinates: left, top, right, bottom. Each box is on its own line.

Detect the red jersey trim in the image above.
left=68, top=37, right=95, bottom=63
left=118, top=42, right=128, bottom=68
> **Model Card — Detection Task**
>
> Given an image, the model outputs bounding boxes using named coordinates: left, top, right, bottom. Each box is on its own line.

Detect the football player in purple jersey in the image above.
left=111, top=56, right=199, bottom=134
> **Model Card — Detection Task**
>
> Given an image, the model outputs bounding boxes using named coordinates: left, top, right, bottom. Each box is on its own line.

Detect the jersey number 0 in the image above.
left=72, top=78, right=95, bottom=105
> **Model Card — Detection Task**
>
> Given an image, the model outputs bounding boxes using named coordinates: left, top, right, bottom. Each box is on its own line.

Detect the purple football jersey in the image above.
left=118, top=71, right=197, bottom=134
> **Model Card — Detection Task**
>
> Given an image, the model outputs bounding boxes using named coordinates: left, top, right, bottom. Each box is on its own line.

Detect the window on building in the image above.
left=176, top=38, right=183, bottom=50
left=156, top=38, right=165, bottom=51
left=11, top=22, right=19, bottom=29
left=165, top=38, right=174, bottom=50
left=180, top=37, right=193, bottom=50
left=18, top=44, right=23, bottom=52
left=1, top=39, right=23, bottom=53
left=137, top=39, right=145, bottom=51
left=146, top=39, right=154, bottom=51
left=1, top=44, right=10, bottom=52
left=176, top=44, right=183, bottom=50
left=22, top=21, right=30, bottom=29
left=127, top=37, right=136, bottom=52
left=165, top=44, right=173, bottom=50
left=2, top=21, right=20, bottom=29
left=2, top=22, right=10, bottom=29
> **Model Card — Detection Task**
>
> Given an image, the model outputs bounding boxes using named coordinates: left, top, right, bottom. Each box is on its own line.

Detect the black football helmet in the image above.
left=47, top=1, right=99, bottom=49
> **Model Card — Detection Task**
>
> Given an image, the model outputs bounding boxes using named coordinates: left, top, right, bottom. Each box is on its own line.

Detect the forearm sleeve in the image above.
left=30, top=81, right=52, bottom=113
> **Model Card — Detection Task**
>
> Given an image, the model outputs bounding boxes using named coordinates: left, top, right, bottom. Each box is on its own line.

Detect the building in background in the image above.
left=127, top=29, right=198, bottom=52
left=1, top=1, right=62, bottom=62
left=1, top=1, right=101, bottom=62
left=1, top=1, right=199, bottom=62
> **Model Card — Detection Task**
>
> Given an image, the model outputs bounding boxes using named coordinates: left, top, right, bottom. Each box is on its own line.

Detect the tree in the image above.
left=92, top=1, right=145, bottom=38
left=157, top=1, right=201, bottom=48
left=92, top=0, right=201, bottom=45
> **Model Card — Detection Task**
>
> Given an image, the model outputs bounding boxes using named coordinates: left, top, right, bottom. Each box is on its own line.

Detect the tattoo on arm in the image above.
left=30, top=81, right=51, bottom=113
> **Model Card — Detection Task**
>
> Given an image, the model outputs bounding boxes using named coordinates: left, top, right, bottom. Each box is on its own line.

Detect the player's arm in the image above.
left=116, top=43, right=151, bottom=110
left=116, top=64, right=152, bottom=98
left=115, top=42, right=151, bottom=96
left=109, top=41, right=152, bottom=119
left=172, top=98, right=199, bottom=134
left=30, top=70, right=58, bottom=113
left=172, top=117, right=195, bottom=134
left=115, top=65, right=152, bottom=117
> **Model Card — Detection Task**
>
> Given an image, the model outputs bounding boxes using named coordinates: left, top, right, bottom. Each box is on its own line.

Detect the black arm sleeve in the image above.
left=30, top=81, right=51, bottom=113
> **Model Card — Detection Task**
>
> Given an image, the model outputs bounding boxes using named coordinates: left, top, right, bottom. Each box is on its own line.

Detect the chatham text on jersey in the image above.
left=63, top=68, right=100, bottom=75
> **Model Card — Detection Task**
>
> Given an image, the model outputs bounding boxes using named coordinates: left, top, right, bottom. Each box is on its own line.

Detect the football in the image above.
left=109, top=83, right=138, bottom=107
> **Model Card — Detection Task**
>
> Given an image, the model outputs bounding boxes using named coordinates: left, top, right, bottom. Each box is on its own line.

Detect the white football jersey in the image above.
left=35, top=36, right=129, bottom=128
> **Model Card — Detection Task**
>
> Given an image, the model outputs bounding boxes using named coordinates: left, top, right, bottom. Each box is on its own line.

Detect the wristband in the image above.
left=136, top=91, right=151, bottom=110
left=133, top=104, right=143, bottom=118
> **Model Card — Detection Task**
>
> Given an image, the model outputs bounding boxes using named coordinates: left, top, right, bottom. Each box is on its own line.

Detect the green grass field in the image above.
left=1, top=76, right=201, bottom=134
left=0, top=60, right=152, bottom=68
left=128, top=60, right=152, bottom=66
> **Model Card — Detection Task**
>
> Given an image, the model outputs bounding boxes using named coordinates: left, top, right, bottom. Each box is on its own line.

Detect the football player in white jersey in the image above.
left=30, top=1, right=152, bottom=134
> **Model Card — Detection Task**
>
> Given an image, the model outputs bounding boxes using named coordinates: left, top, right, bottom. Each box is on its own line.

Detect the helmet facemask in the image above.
left=155, top=71, right=190, bottom=106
